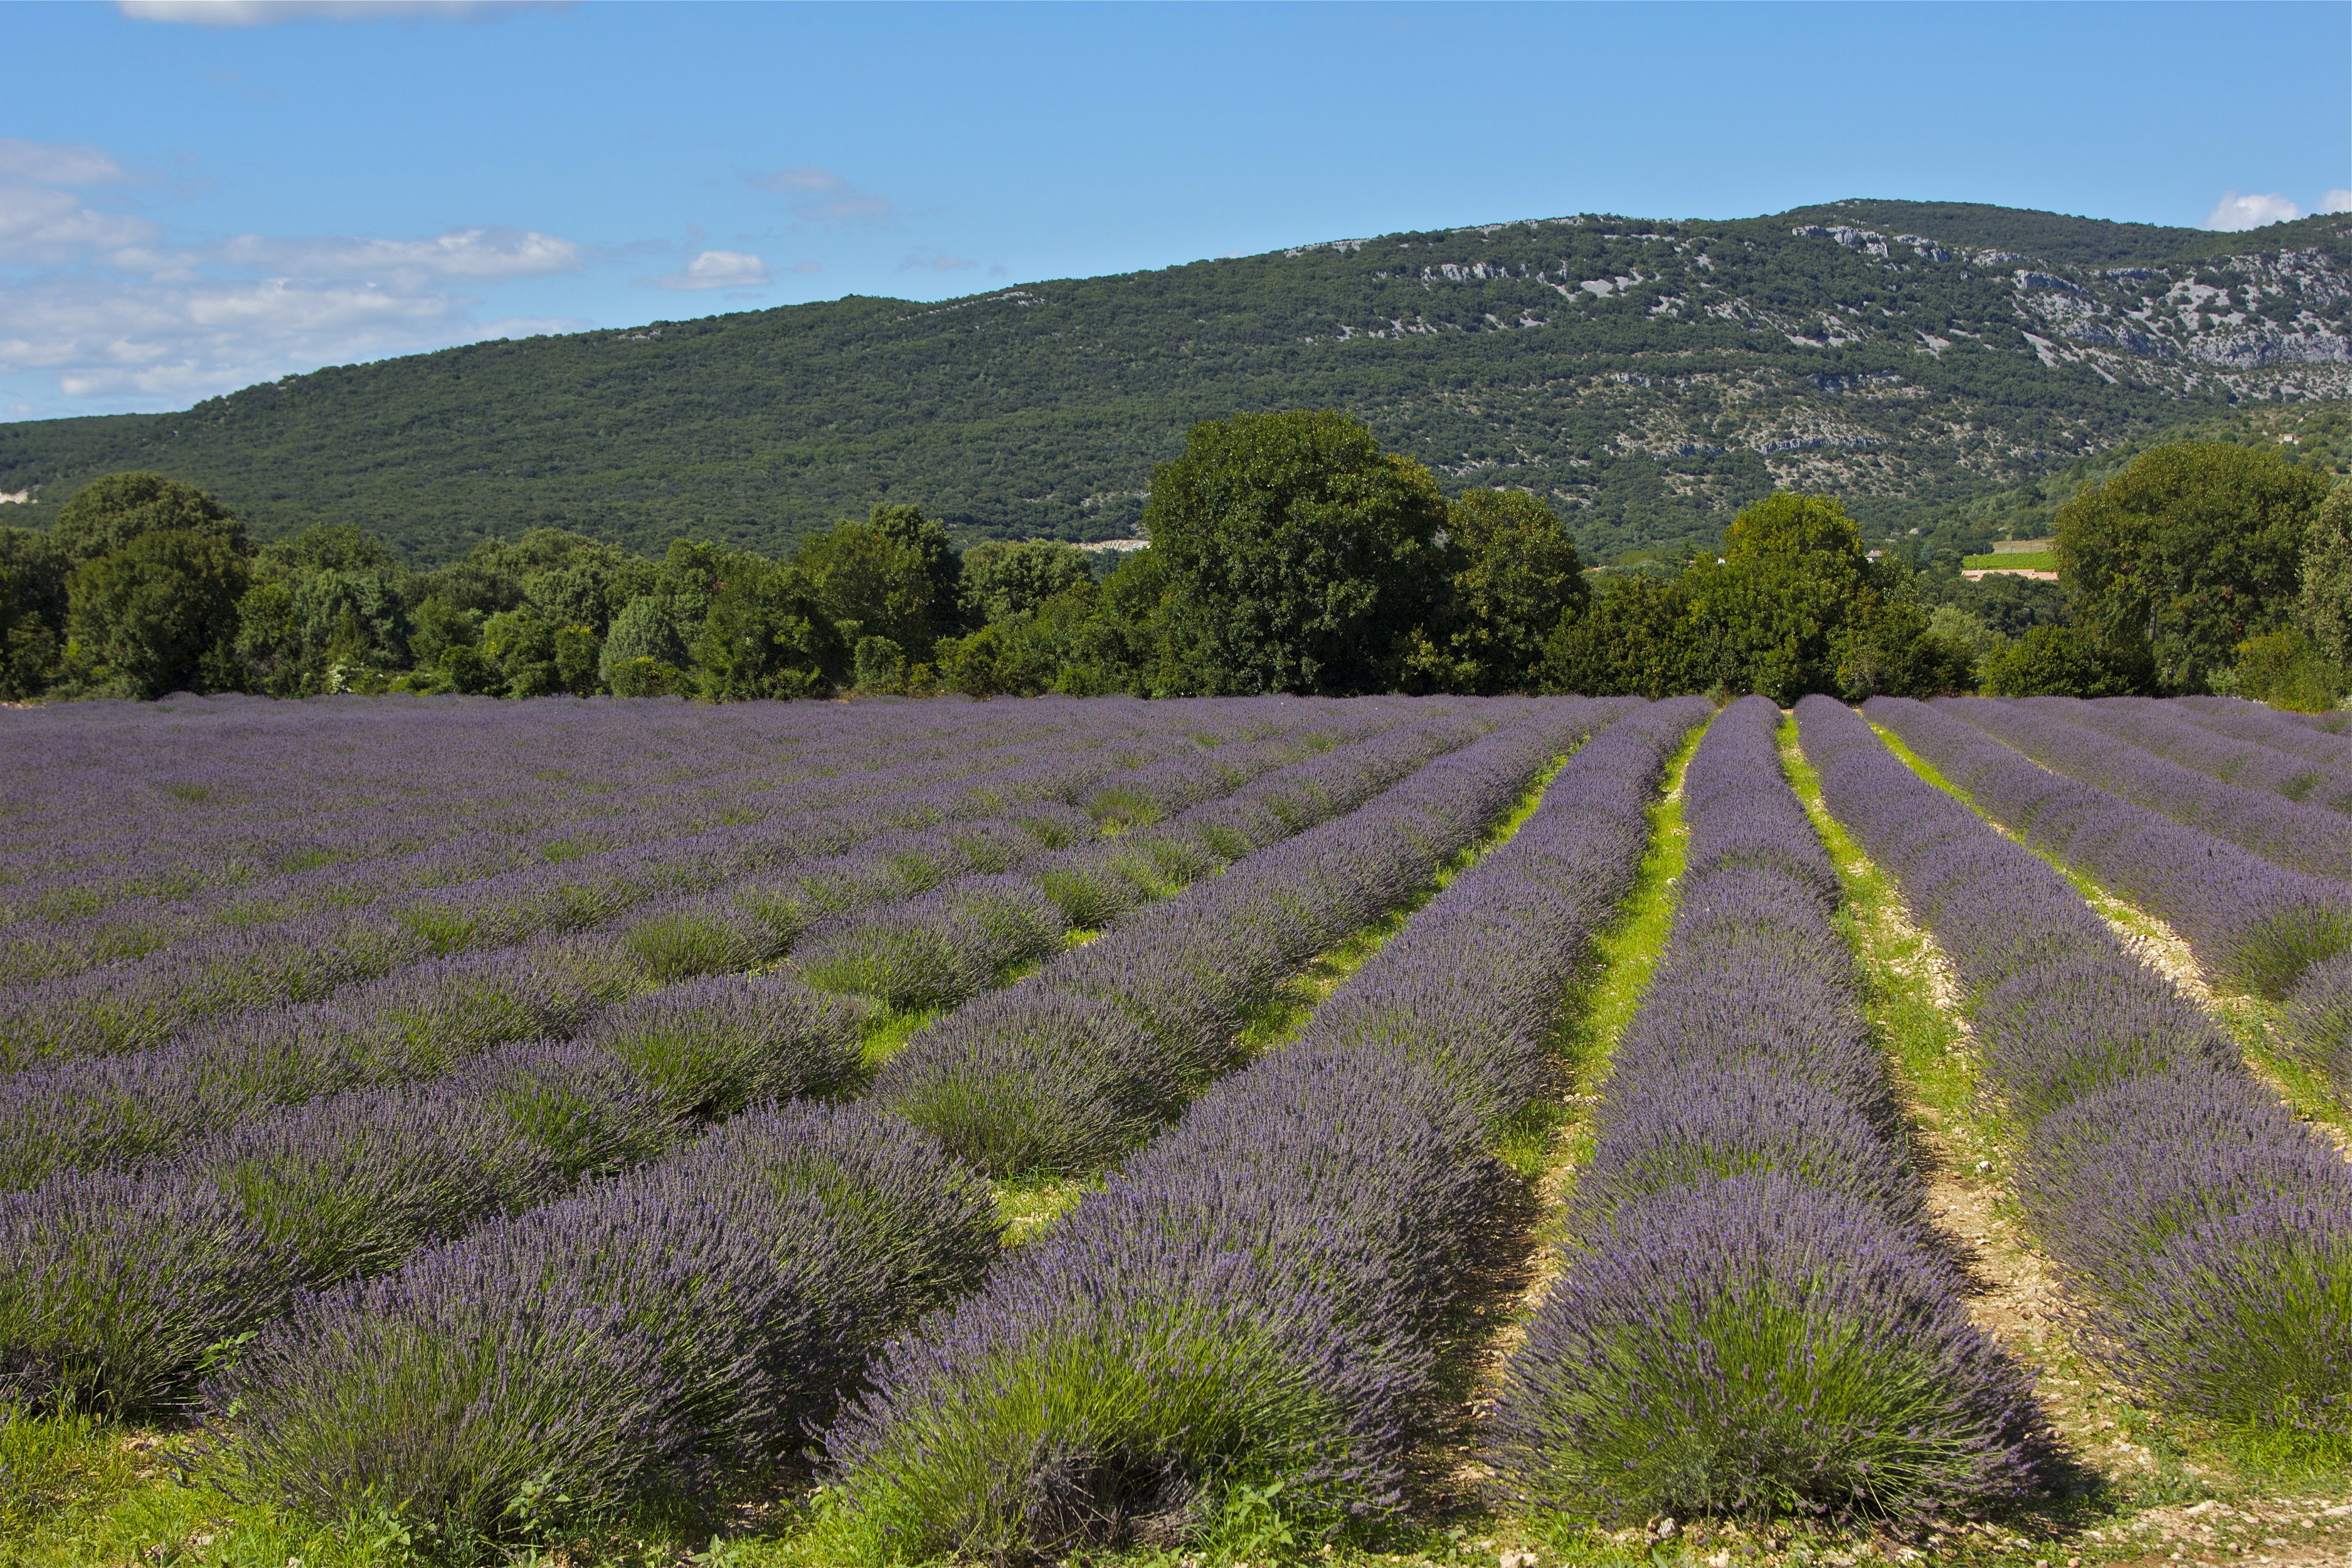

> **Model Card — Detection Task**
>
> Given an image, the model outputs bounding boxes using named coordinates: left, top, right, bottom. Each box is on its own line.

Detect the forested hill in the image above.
left=3, top=198, right=2348, bottom=565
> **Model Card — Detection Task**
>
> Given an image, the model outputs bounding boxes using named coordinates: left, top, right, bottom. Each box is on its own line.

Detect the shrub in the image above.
left=215, top=1101, right=997, bottom=1542
left=191, top=1084, right=564, bottom=1286
left=1489, top=1176, right=2042, bottom=1523
left=586, top=975, right=868, bottom=1119
left=0, top=1168, right=301, bottom=1413
left=452, top=1039, right=682, bottom=1181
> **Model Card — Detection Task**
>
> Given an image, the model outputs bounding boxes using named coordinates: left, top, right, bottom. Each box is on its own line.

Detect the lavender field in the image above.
left=1, top=691, right=2347, bottom=1568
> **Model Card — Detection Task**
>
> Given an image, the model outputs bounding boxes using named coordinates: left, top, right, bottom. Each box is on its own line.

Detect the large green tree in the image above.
left=692, top=558, right=843, bottom=700
left=51, top=472, right=243, bottom=561
left=235, top=524, right=413, bottom=696
left=0, top=527, right=68, bottom=699
left=958, top=540, right=1094, bottom=627
left=1680, top=492, right=1961, bottom=703
left=1542, top=573, right=1697, bottom=698
left=2056, top=441, right=2327, bottom=692
left=52, top=473, right=252, bottom=697
left=1433, top=487, right=1588, bottom=694
left=1145, top=410, right=1449, bottom=695
left=66, top=527, right=251, bottom=696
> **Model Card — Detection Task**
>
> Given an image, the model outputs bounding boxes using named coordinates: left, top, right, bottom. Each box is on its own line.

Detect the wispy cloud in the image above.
left=2203, top=190, right=2302, bottom=231
left=2323, top=190, right=2352, bottom=216
left=750, top=166, right=896, bottom=226
left=119, top=0, right=568, bottom=25
left=215, top=226, right=586, bottom=283
left=635, top=249, right=773, bottom=291
left=792, top=260, right=822, bottom=275
left=899, top=249, right=977, bottom=273
left=0, top=139, right=129, bottom=185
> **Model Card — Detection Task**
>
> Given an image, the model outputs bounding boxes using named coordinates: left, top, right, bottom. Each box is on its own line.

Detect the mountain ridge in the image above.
left=2, top=198, right=2346, bottom=564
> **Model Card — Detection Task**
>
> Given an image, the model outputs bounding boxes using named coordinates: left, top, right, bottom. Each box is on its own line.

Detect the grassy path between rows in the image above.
left=1779, top=714, right=2352, bottom=1568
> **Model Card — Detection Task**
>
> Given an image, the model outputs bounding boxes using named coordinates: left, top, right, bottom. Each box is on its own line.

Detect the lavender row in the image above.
left=1491, top=697, right=2041, bottom=1524
left=1799, top=697, right=2352, bottom=1443
left=820, top=697, right=1707, bottom=1560
left=1, top=699, right=1378, bottom=992
left=866, top=699, right=1626, bottom=1178
left=0, top=696, right=1131, bottom=913
left=201, top=1100, right=1001, bottom=1544
left=2158, top=696, right=2352, bottom=770
left=0, top=973, right=872, bottom=1415
left=0, top=707, right=1491, bottom=1185
left=0, top=704, right=1441, bottom=1068
left=2052, top=698, right=2352, bottom=813
left=1939, top=696, right=2352, bottom=882
left=60, top=717, right=1563, bottom=1536
left=0, top=709, right=1522, bottom=1406
left=1869, top=697, right=2351, bottom=999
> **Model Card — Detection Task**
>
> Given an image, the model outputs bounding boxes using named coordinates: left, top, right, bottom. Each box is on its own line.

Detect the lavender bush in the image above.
left=213, top=1101, right=998, bottom=1543
left=2056, top=698, right=2352, bottom=812
left=585, top=973, right=870, bottom=1118
left=1945, top=696, right=2352, bottom=879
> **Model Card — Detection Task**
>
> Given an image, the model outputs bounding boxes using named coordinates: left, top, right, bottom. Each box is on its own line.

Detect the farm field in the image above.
left=0, top=692, right=2346, bottom=1568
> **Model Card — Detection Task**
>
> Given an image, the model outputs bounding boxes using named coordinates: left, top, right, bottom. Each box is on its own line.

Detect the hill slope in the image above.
left=2, top=199, right=2346, bottom=564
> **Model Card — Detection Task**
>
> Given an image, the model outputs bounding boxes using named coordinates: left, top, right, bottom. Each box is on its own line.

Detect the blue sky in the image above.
left=2, top=0, right=2344, bottom=420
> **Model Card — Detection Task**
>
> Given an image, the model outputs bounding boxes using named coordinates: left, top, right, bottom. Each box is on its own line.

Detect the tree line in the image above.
left=0, top=411, right=2341, bottom=709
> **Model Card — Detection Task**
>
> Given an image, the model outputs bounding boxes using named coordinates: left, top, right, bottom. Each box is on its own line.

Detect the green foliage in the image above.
left=478, top=609, right=603, bottom=699
left=2056, top=440, right=2329, bottom=692
left=1434, top=487, right=1588, bottom=694
left=956, top=539, right=1093, bottom=626
left=1539, top=492, right=1970, bottom=702
left=2232, top=628, right=2346, bottom=712
left=598, top=593, right=694, bottom=681
left=50, top=471, right=242, bottom=562
left=65, top=526, right=250, bottom=697
left=1979, top=623, right=2153, bottom=697
left=1543, top=574, right=1697, bottom=698
left=792, top=503, right=960, bottom=662
left=0, top=526, right=67, bottom=699
left=691, top=558, right=841, bottom=700
left=2297, top=479, right=2352, bottom=665
left=1147, top=410, right=1449, bottom=694
left=236, top=527, right=414, bottom=697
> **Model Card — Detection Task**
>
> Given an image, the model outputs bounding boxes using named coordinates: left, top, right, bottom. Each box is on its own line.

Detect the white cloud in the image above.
left=750, top=166, right=896, bottom=226
left=0, top=185, right=166, bottom=269
left=213, top=226, right=586, bottom=283
left=0, top=275, right=488, bottom=400
left=0, top=134, right=601, bottom=410
left=0, top=139, right=128, bottom=185
left=635, top=250, right=772, bottom=291
left=2204, top=190, right=2302, bottom=231
left=118, top=0, right=566, bottom=24
left=2323, top=190, right=2352, bottom=216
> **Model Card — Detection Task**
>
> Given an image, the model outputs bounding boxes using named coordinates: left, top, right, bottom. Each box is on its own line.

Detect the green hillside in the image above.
left=3, top=198, right=2346, bottom=565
